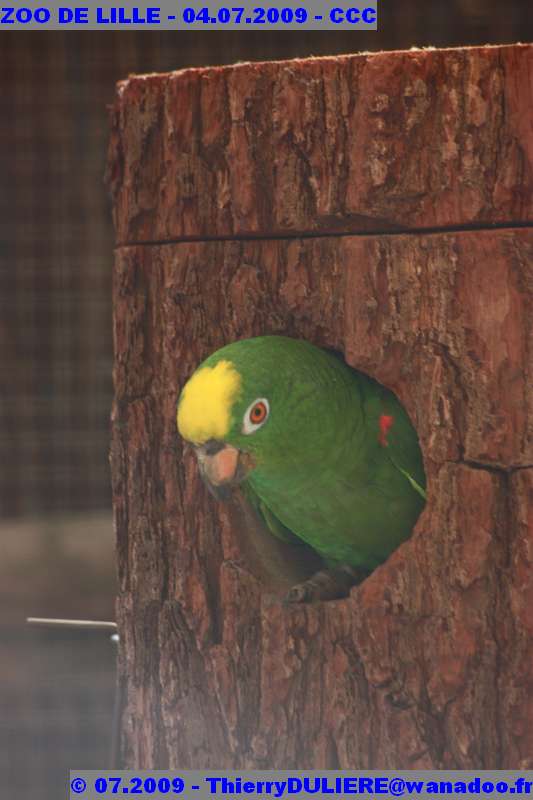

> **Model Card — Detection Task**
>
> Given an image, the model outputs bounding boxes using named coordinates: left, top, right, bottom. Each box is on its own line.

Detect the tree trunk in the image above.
left=107, top=44, right=533, bottom=769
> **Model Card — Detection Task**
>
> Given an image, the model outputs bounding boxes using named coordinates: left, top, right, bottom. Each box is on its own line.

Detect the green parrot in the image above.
left=177, top=336, right=426, bottom=602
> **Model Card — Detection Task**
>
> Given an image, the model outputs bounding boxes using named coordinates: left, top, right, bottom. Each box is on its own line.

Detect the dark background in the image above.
left=1, top=9, right=532, bottom=798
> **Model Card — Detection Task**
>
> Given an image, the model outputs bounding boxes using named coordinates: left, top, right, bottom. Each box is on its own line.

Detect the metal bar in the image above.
left=26, top=617, right=117, bottom=630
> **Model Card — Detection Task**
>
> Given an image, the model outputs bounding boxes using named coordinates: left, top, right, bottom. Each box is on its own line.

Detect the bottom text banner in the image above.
left=69, top=770, right=533, bottom=800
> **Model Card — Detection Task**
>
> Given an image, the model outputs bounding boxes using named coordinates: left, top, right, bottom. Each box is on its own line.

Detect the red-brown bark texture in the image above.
left=108, top=44, right=533, bottom=769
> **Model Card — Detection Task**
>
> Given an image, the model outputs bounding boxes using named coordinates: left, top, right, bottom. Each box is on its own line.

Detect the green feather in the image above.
left=387, top=455, right=427, bottom=501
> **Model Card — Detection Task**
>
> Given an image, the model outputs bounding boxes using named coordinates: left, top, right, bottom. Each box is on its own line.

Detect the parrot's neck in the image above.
left=246, top=408, right=371, bottom=499
left=244, top=364, right=376, bottom=505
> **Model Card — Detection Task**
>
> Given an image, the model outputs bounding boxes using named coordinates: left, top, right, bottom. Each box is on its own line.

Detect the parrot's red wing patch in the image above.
left=379, top=414, right=394, bottom=447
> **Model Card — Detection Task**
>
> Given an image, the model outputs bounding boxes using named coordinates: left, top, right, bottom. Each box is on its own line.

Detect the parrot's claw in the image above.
left=284, top=583, right=313, bottom=604
left=284, top=565, right=369, bottom=604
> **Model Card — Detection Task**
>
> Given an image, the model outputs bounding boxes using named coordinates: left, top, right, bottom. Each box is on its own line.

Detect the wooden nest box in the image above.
left=108, top=44, right=533, bottom=769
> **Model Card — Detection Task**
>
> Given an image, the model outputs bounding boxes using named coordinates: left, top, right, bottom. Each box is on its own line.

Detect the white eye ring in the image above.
left=242, top=397, right=270, bottom=435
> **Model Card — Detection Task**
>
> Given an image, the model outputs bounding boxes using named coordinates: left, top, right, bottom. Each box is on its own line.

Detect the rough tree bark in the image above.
left=107, top=44, right=533, bottom=769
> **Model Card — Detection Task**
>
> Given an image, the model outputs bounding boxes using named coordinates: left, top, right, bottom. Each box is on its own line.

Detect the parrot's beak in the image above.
left=192, top=440, right=254, bottom=501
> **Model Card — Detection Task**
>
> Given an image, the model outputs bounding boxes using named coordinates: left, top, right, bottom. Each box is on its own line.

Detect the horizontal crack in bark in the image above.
left=448, top=459, right=533, bottom=473
left=114, top=219, right=533, bottom=250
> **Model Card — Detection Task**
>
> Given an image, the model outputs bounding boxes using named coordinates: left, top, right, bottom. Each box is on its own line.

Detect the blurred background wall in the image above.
left=1, top=10, right=532, bottom=798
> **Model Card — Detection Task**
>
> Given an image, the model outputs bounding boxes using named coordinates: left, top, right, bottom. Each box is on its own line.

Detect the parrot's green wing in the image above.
left=383, top=406, right=427, bottom=502
left=360, top=376, right=427, bottom=502
left=241, top=481, right=304, bottom=546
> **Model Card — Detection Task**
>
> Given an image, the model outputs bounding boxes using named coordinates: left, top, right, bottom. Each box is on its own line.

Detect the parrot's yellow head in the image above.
left=176, top=336, right=328, bottom=500
left=177, top=359, right=242, bottom=445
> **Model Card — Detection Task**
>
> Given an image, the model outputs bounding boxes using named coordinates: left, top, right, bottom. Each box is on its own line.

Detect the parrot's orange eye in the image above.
left=242, top=397, right=270, bottom=435
left=250, top=402, right=267, bottom=424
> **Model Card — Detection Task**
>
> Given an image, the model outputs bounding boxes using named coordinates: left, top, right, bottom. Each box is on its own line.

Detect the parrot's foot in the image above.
left=284, top=565, right=369, bottom=604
